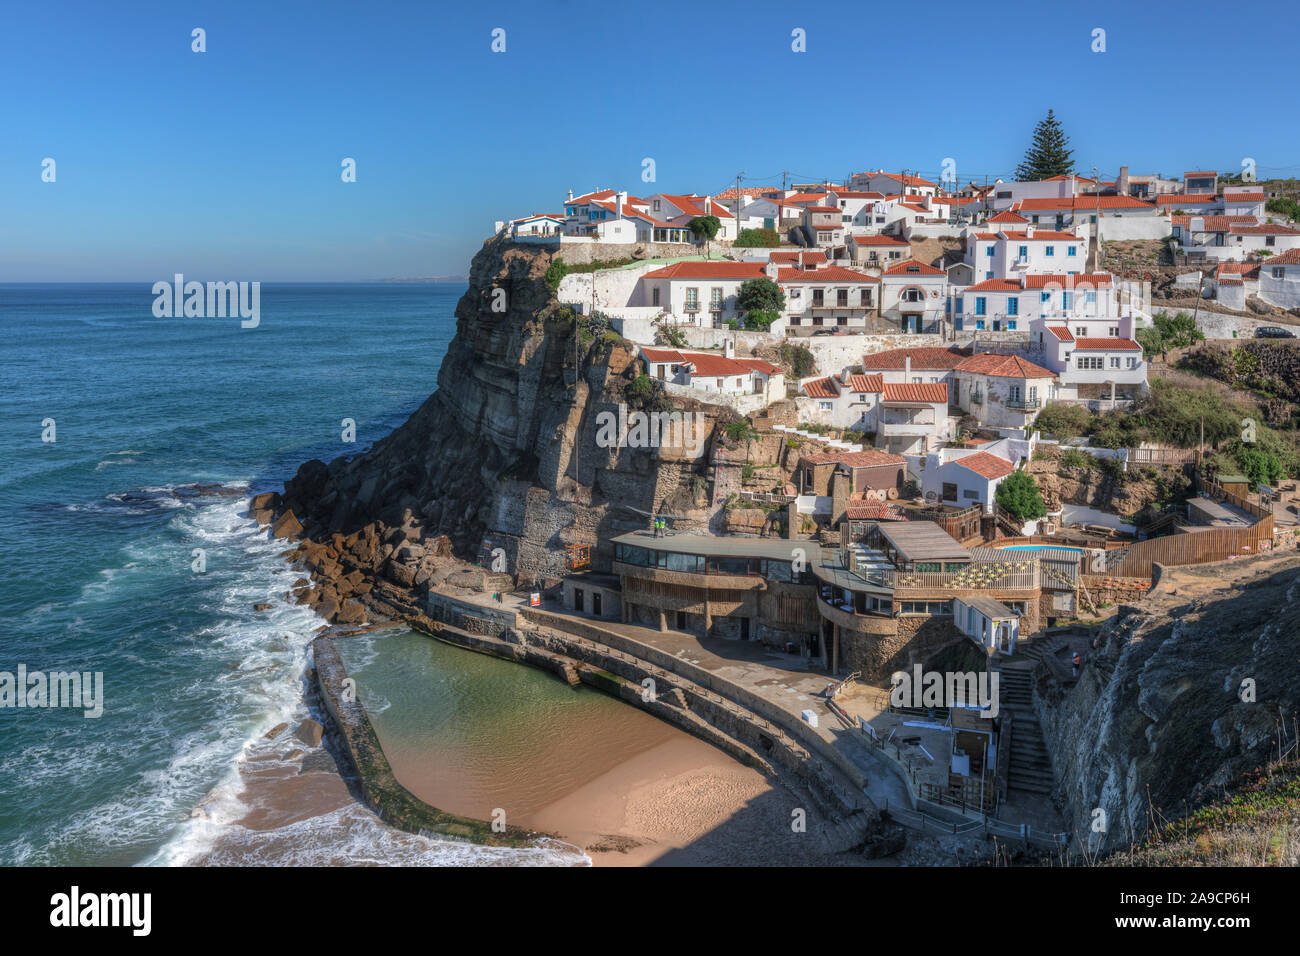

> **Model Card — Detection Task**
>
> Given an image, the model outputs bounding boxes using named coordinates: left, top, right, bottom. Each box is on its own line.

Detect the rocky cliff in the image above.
left=1038, top=552, right=1300, bottom=854
left=258, top=238, right=742, bottom=622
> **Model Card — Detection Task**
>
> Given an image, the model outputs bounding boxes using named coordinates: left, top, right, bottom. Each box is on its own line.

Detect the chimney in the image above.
left=616, top=191, right=626, bottom=218
left=567, top=188, right=574, bottom=202
left=1118, top=165, right=1130, bottom=196
left=1190, top=216, right=1205, bottom=232
left=904, top=354, right=912, bottom=379
left=724, top=337, right=736, bottom=359
left=1026, top=225, right=1035, bottom=239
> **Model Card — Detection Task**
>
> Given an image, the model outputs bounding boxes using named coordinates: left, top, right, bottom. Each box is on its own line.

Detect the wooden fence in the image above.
left=1103, top=477, right=1274, bottom=578
left=1127, top=447, right=1200, bottom=467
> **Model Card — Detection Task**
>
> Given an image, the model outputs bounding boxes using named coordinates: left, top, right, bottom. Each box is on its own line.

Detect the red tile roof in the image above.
left=1157, top=194, right=1219, bottom=206
left=954, top=353, right=1055, bottom=378
left=1184, top=171, right=1218, bottom=178
left=1264, top=249, right=1300, bottom=266
left=735, top=358, right=782, bottom=375
left=1023, top=273, right=1113, bottom=288
left=1045, top=326, right=1074, bottom=341
left=1172, top=214, right=1255, bottom=231
left=802, top=377, right=838, bottom=398
left=1223, top=192, right=1266, bottom=202
left=881, top=382, right=948, bottom=403
left=802, top=449, right=907, bottom=467
left=833, top=191, right=885, bottom=199
left=954, top=452, right=1016, bottom=480
left=1073, top=337, right=1142, bottom=351
left=777, top=266, right=879, bottom=283
left=975, top=229, right=1083, bottom=242
left=1012, top=196, right=1155, bottom=211
left=848, top=373, right=884, bottom=393
left=804, top=205, right=840, bottom=213
left=861, top=347, right=969, bottom=370
left=770, top=250, right=828, bottom=264
left=845, top=500, right=902, bottom=520
left=987, top=211, right=1029, bottom=224
left=963, top=278, right=1023, bottom=292
left=849, top=234, right=910, bottom=246
left=640, top=348, right=779, bottom=377
left=882, top=259, right=945, bottom=276
left=1230, top=223, right=1300, bottom=236
left=875, top=172, right=937, bottom=188
left=1216, top=262, right=1262, bottom=280
left=640, top=262, right=766, bottom=280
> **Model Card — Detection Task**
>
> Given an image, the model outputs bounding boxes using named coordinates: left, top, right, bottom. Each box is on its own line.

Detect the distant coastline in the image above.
left=376, top=276, right=469, bottom=284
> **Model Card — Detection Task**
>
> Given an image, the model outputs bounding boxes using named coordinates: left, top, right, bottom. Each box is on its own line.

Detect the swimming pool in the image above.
left=995, top=544, right=1086, bottom=555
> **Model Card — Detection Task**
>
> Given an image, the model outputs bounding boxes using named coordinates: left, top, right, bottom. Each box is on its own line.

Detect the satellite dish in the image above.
left=925, top=490, right=938, bottom=501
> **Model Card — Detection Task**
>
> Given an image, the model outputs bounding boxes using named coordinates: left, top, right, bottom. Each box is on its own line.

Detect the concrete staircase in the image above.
left=820, top=810, right=877, bottom=853
left=996, top=666, right=1055, bottom=796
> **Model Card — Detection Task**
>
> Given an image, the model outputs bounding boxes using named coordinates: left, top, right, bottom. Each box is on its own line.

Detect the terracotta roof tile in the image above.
left=861, top=347, right=970, bottom=370
left=881, top=382, right=948, bottom=403
left=1072, top=337, right=1142, bottom=351
left=954, top=451, right=1016, bottom=480
left=802, top=449, right=907, bottom=467
left=954, top=353, right=1055, bottom=378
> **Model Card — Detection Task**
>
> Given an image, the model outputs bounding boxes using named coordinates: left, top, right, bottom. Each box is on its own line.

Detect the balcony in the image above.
left=1005, top=397, right=1041, bottom=411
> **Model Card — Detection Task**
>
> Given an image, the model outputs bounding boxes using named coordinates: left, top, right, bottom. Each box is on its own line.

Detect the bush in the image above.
left=995, top=470, right=1047, bottom=521
left=778, top=342, right=816, bottom=378
left=737, top=277, right=786, bottom=314
left=743, top=309, right=779, bottom=331
left=1034, top=403, right=1093, bottom=439
left=1058, top=448, right=1095, bottom=469
left=735, top=228, right=781, bottom=248
left=1136, top=311, right=1204, bottom=356
left=544, top=258, right=568, bottom=292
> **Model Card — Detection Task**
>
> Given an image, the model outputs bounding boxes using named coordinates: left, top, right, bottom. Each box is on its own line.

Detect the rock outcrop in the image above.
left=258, top=238, right=740, bottom=624
left=1037, top=552, right=1300, bottom=853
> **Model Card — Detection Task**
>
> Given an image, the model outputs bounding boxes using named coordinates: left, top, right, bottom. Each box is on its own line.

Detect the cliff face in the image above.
left=1038, top=553, right=1300, bottom=853
left=271, top=239, right=731, bottom=610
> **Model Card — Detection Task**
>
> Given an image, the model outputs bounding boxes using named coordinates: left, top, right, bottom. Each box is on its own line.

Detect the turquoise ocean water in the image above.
left=0, top=282, right=589, bottom=866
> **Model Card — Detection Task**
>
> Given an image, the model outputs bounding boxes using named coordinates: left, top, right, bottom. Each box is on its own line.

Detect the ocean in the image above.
left=0, top=282, right=599, bottom=866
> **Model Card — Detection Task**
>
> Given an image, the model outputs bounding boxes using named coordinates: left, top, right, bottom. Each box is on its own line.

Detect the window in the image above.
left=942, top=482, right=957, bottom=502
left=1040, top=291, right=1051, bottom=303
left=962, top=489, right=980, bottom=499
left=1031, top=215, right=1040, bottom=224
left=1007, top=297, right=1018, bottom=316
left=652, top=200, right=661, bottom=211
left=1108, top=326, right=1119, bottom=336
left=1109, top=356, right=1120, bottom=368
left=1018, top=245, right=1028, bottom=258
left=1127, top=357, right=1138, bottom=369
left=985, top=270, right=993, bottom=280
left=789, top=288, right=801, bottom=299
left=1045, top=246, right=1055, bottom=257
left=685, top=288, right=699, bottom=310
left=1266, top=236, right=1277, bottom=246
left=1085, top=290, right=1097, bottom=305
left=955, top=299, right=963, bottom=314
left=975, top=297, right=986, bottom=316
left=1063, top=291, right=1073, bottom=309
left=837, top=289, right=849, bottom=306
left=975, top=319, right=985, bottom=330
left=1273, top=267, right=1285, bottom=279
left=1068, top=245, right=1077, bottom=256
left=652, top=287, right=660, bottom=306
left=986, top=246, right=994, bottom=257
left=812, top=289, right=824, bottom=306
left=1007, top=319, right=1017, bottom=330
left=1078, top=356, right=1104, bottom=370
left=710, top=287, right=723, bottom=308
left=1075, top=326, right=1086, bottom=336
left=818, top=401, right=833, bottom=411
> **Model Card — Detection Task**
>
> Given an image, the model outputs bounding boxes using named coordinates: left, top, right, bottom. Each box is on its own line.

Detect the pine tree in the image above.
left=1015, top=110, right=1075, bottom=181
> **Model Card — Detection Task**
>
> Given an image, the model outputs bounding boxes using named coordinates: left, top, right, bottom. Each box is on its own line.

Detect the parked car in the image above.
left=1254, top=326, right=1297, bottom=338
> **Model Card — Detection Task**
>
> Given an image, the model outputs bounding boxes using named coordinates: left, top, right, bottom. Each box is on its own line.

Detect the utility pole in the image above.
left=736, top=170, right=745, bottom=250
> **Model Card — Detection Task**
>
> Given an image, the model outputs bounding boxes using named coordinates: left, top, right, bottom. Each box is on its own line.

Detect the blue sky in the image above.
left=2, top=0, right=1297, bottom=281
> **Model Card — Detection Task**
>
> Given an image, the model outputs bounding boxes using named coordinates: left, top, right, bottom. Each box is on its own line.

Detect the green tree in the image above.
left=743, top=309, right=779, bottom=331
left=689, top=215, right=721, bottom=259
left=736, top=276, right=786, bottom=314
left=723, top=419, right=760, bottom=460
left=1015, top=109, right=1075, bottom=181
left=544, top=257, right=568, bottom=292
left=995, top=470, right=1047, bottom=521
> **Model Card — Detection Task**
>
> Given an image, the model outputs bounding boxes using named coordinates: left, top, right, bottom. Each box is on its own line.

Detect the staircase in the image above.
left=821, top=811, right=877, bottom=853
left=996, top=666, right=1055, bottom=796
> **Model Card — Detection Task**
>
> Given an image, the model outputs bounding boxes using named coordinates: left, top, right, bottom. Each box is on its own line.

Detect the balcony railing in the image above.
left=1005, top=398, right=1041, bottom=410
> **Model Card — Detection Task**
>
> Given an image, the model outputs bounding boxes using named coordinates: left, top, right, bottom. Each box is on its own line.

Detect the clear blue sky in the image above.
left=3, top=0, right=1297, bottom=281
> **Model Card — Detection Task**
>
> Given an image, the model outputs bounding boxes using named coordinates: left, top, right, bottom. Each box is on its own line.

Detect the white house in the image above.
left=848, top=233, right=911, bottom=268
left=1038, top=326, right=1146, bottom=407
left=850, top=170, right=938, bottom=197
left=800, top=371, right=884, bottom=429
left=1172, top=216, right=1300, bottom=262
left=1010, top=195, right=1164, bottom=240
left=860, top=347, right=970, bottom=387
left=645, top=193, right=738, bottom=241
left=879, top=259, right=947, bottom=333
left=1260, top=249, right=1300, bottom=310
left=965, top=227, right=1089, bottom=282
left=956, top=273, right=1120, bottom=334
left=637, top=261, right=767, bottom=326
left=919, top=449, right=1017, bottom=513
left=502, top=213, right=565, bottom=238
left=954, top=596, right=1020, bottom=655
left=951, top=353, right=1057, bottom=428
left=639, top=342, right=784, bottom=398
left=876, top=382, right=951, bottom=456
left=779, top=264, right=880, bottom=334
left=1214, top=262, right=1261, bottom=310
left=562, top=189, right=650, bottom=233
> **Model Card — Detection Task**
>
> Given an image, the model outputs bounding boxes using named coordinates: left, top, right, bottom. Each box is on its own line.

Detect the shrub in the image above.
left=735, top=227, right=781, bottom=248
left=1034, top=403, right=1093, bottom=439
left=778, top=342, right=816, bottom=378
left=743, top=309, right=779, bottom=331
left=544, top=258, right=568, bottom=291
left=995, top=470, right=1047, bottom=521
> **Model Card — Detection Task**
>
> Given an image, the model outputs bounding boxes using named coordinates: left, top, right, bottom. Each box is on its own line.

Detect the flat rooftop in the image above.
left=611, top=530, right=822, bottom=563
left=1186, top=496, right=1252, bottom=528
left=956, top=595, right=1017, bottom=620
left=877, top=521, right=971, bottom=564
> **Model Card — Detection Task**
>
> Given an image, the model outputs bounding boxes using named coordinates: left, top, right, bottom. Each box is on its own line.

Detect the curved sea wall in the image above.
left=312, top=635, right=540, bottom=847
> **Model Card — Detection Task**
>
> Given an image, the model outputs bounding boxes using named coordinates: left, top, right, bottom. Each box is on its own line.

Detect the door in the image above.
left=574, top=588, right=584, bottom=612
left=592, top=592, right=602, bottom=616
left=740, top=617, right=751, bottom=641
